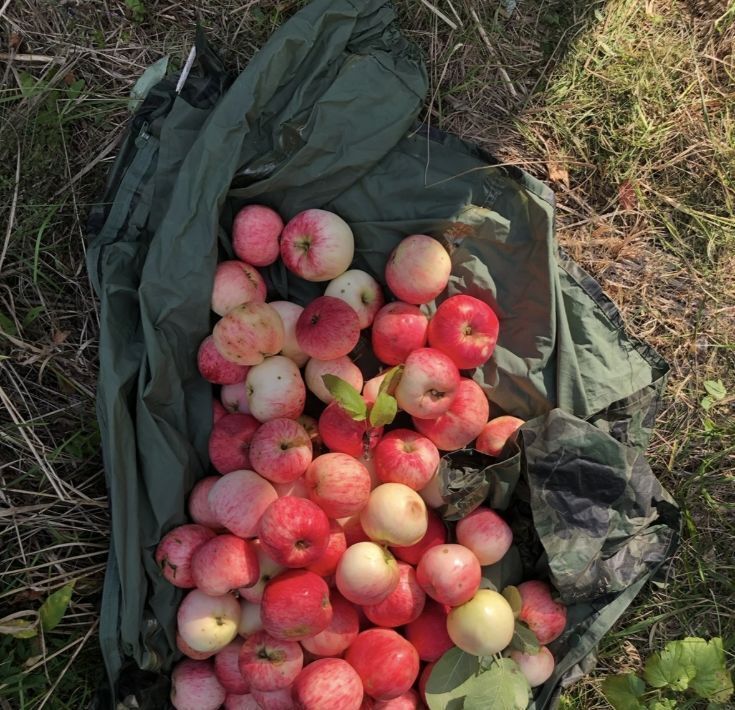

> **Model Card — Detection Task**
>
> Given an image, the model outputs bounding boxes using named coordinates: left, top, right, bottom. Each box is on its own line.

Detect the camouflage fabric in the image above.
left=86, top=1, right=679, bottom=707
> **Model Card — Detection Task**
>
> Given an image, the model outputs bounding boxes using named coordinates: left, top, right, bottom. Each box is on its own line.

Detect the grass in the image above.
left=1, top=0, right=733, bottom=707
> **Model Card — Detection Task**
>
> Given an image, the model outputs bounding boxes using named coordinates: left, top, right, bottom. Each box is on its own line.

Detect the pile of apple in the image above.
left=158, top=206, right=567, bottom=710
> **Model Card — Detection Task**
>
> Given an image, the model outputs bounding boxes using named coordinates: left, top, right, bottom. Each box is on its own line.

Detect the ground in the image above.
left=0, top=0, right=733, bottom=707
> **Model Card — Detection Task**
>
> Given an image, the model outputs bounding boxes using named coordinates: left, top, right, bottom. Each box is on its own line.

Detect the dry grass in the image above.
left=1, top=0, right=733, bottom=706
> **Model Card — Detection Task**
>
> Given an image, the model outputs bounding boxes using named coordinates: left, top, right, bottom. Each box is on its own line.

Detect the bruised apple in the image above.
left=394, top=348, right=460, bottom=419
left=336, top=542, right=399, bottom=606
left=360, top=483, right=428, bottom=547
left=517, top=580, right=567, bottom=644
left=384, top=235, right=451, bottom=306
left=476, top=415, right=525, bottom=457
left=213, top=302, right=284, bottom=366
left=156, top=524, right=216, bottom=588
left=171, top=659, right=226, bottom=710
left=416, top=544, right=481, bottom=606
left=362, top=562, right=425, bottom=628
left=211, top=261, right=266, bottom=316
left=177, top=590, right=240, bottom=653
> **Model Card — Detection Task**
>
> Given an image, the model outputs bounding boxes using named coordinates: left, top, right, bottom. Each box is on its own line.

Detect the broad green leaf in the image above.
left=600, top=673, right=646, bottom=710
left=645, top=639, right=697, bottom=691
left=369, top=391, right=397, bottom=428
left=425, top=647, right=480, bottom=710
left=704, top=380, right=727, bottom=400
left=40, top=582, right=74, bottom=631
left=688, top=638, right=733, bottom=701
left=510, top=620, right=540, bottom=654
left=502, top=585, right=523, bottom=618
left=378, top=365, right=404, bottom=396
left=463, top=658, right=532, bottom=710
left=322, top=375, right=367, bottom=421
left=649, top=700, right=677, bottom=710
left=701, top=395, right=714, bottom=411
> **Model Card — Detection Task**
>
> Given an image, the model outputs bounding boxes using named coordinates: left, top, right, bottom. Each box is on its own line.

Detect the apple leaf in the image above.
left=502, top=585, right=523, bottom=618
left=463, top=658, right=532, bottom=710
left=369, top=391, right=397, bottom=428
left=425, top=648, right=480, bottom=710
left=322, top=375, right=367, bottom=421
left=509, top=620, right=540, bottom=655
left=600, top=673, right=646, bottom=710
left=40, top=582, right=75, bottom=631
left=378, top=365, right=404, bottom=396
left=703, top=379, right=726, bottom=400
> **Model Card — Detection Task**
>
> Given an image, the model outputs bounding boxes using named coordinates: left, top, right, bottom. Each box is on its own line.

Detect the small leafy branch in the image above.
left=323, top=365, right=403, bottom=429
left=601, top=637, right=733, bottom=709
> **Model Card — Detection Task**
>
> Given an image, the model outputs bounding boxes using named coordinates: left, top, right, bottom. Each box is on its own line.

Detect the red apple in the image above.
left=280, top=209, right=355, bottom=282
left=371, top=689, right=421, bottom=709
left=213, top=399, right=228, bottom=424
left=239, top=539, right=286, bottom=604
left=427, top=294, right=499, bottom=369
left=238, top=599, right=263, bottom=637
left=306, top=519, right=347, bottom=577
left=345, top=629, right=419, bottom=701
left=211, top=260, right=267, bottom=316
left=412, top=378, right=489, bottom=451
left=446, top=589, right=515, bottom=655
left=363, top=562, right=425, bottom=628
left=268, top=301, right=309, bottom=368
left=188, top=477, right=223, bottom=530
left=177, top=633, right=216, bottom=661
left=232, top=205, right=283, bottom=267
left=371, top=302, right=429, bottom=366
left=405, top=599, right=453, bottom=662
left=261, top=570, right=332, bottom=641
left=394, top=348, right=460, bottom=419
left=246, top=356, right=306, bottom=423
left=305, top=356, right=364, bottom=405
left=390, top=509, right=446, bottom=566
left=305, top=453, right=372, bottom=518
left=338, top=514, right=370, bottom=547
left=198, top=336, right=249, bottom=384
left=476, top=415, right=525, bottom=457
left=221, top=382, right=250, bottom=415
left=318, top=401, right=382, bottom=459
left=510, top=646, right=555, bottom=687
left=517, top=580, right=567, bottom=644
left=249, top=418, right=313, bottom=484
left=274, top=476, right=310, bottom=499
left=455, top=506, right=513, bottom=565
left=177, top=590, right=240, bottom=653
left=215, top=639, right=250, bottom=694
left=360, top=483, right=428, bottom=547
left=213, top=302, right=285, bottom=366
left=250, top=687, right=295, bottom=709
left=208, top=413, right=260, bottom=474
left=324, top=269, right=384, bottom=329
left=258, top=496, right=330, bottom=568
left=384, top=235, right=451, bottom=305
left=416, top=544, right=481, bottom=606
left=208, top=470, right=278, bottom=538
left=301, top=591, right=360, bottom=657
left=374, top=429, right=439, bottom=491
left=238, top=630, right=303, bottom=692
left=171, top=659, right=226, bottom=710
left=191, top=535, right=259, bottom=596
left=296, top=296, right=360, bottom=360
left=155, top=524, right=216, bottom=588
left=361, top=372, right=386, bottom=403
left=292, top=658, right=364, bottom=710
left=224, top=694, right=260, bottom=710
left=335, top=541, right=400, bottom=606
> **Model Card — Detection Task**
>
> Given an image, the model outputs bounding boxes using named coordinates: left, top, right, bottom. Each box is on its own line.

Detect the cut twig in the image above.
left=469, top=8, right=519, bottom=99
left=0, top=52, right=65, bottom=63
